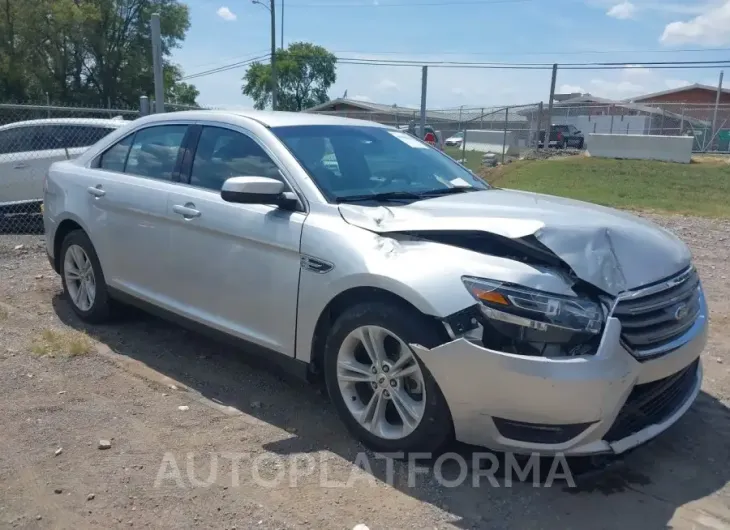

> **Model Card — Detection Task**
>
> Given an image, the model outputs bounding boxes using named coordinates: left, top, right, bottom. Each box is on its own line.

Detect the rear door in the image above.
left=0, top=125, right=50, bottom=203
left=165, top=124, right=305, bottom=356
left=87, top=123, right=190, bottom=304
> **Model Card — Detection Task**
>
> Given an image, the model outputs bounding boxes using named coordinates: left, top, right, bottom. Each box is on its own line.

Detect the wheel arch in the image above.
left=52, top=216, right=90, bottom=273
left=308, top=285, right=448, bottom=381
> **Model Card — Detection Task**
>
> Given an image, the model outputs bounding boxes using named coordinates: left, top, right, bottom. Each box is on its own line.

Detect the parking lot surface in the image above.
left=1, top=213, right=729, bottom=529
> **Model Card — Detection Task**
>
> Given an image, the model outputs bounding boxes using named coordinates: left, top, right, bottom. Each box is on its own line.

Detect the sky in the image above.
left=171, top=0, right=730, bottom=110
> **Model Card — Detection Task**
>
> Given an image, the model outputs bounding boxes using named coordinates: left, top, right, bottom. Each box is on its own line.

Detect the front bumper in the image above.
left=412, top=292, right=707, bottom=456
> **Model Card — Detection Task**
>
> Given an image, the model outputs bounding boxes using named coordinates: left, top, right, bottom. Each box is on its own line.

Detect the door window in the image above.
left=99, top=134, right=135, bottom=172
left=0, top=126, right=36, bottom=154
left=190, top=126, right=282, bottom=191
left=48, top=125, right=116, bottom=149
left=124, top=125, right=187, bottom=181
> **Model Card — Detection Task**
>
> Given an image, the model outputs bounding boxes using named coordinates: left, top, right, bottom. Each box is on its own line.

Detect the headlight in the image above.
left=461, top=276, right=605, bottom=357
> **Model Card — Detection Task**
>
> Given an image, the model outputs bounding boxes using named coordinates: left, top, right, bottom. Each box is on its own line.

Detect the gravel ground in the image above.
left=1, top=214, right=729, bottom=530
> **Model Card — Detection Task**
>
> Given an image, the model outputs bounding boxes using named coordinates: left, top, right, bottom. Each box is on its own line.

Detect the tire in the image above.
left=323, top=302, right=453, bottom=454
left=578, top=139, right=584, bottom=149
left=60, top=230, right=113, bottom=323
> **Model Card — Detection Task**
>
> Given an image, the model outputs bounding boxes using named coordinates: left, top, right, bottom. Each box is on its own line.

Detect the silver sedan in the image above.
left=43, top=110, right=707, bottom=456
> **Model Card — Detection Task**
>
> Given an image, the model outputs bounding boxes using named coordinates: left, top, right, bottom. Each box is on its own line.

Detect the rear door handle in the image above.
left=13, top=162, right=28, bottom=169
left=87, top=186, right=106, bottom=198
left=173, top=204, right=201, bottom=219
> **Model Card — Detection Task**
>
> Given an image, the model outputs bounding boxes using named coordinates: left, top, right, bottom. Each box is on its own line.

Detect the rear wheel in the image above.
left=324, top=302, right=453, bottom=454
left=60, top=230, right=113, bottom=323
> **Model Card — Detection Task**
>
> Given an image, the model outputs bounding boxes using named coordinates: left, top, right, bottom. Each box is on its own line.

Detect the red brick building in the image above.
left=631, top=84, right=730, bottom=124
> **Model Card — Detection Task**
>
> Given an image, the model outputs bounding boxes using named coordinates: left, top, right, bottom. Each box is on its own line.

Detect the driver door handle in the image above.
left=173, top=204, right=201, bottom=219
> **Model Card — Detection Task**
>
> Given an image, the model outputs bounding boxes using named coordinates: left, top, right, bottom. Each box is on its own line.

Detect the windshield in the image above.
left=272, top=125, right=489, bottom=202
left=451, top=131, right=464, bottom=138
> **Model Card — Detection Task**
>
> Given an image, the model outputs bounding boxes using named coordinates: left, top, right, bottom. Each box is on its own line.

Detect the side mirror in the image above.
left=221, top=176, right=297, bottom=209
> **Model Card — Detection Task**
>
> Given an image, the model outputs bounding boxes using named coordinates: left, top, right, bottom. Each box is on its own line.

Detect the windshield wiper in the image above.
left=418, top=187, right=483, bottom=197
left=335, top=191, right=423, bottom=203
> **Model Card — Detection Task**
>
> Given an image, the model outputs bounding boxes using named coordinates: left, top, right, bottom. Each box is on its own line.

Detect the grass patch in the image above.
left=481, top=156, right=730, bottom=217
left=444, top=147, right=487, bottom=171
left=31, top=329, right=94, bottom=358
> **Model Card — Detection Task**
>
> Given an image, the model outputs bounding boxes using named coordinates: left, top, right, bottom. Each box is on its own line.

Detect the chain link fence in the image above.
left=2, top=97, right=729, bottom=235
left=0, top=103, right=139, bottom=234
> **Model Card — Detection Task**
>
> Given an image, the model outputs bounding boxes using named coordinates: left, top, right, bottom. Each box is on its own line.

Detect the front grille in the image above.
left=603, top=359, right=699, bottom=443
left=613, top=267, right=701, bottom=357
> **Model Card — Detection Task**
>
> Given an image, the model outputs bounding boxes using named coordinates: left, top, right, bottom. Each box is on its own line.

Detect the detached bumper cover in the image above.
left=412, top=293, right=708, bottom=456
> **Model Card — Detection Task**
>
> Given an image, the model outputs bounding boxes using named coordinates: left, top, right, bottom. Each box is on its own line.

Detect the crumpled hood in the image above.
left=338, top=189, right=691, bottom=295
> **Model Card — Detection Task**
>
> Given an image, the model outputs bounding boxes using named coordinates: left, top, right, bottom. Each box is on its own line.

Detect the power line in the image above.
left=284, top=0, right=538, bottom=7
left=181, top=54, right=272, bottom=80
left=181, top=55, right=730, bottom=80
left=332, top=46, right=730, bottom=57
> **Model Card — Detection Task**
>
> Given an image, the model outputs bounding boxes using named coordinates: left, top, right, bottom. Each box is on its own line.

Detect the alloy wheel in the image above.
left=63, top=244, right=96, bottom=312
left=336, top=325, right=427, bottom=440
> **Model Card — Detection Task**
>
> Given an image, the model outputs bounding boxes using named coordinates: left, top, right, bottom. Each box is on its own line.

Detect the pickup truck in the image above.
left=538, top=124, right=584, bottom=149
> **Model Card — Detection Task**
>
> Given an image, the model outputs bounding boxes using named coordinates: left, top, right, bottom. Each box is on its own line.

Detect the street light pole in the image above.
left=252, top=0, right=277, bottom=110
left=270, top=0, right=277, bottom=110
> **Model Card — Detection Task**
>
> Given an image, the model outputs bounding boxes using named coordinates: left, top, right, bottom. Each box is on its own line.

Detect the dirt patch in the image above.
left=1, top=220, right=729, bottom=529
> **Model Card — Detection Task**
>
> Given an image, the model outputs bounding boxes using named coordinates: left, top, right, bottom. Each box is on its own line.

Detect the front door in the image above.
left=166, top=125, right=305, bottom=356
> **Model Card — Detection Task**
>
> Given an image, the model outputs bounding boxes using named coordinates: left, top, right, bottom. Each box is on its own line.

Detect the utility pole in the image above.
left=419, top=66, right=428, bottom=138
left=151, top=13, right=165, bottom=113
left=253, top=0, right=278, bottom=110
left=544, top=63, right=558, bottom=147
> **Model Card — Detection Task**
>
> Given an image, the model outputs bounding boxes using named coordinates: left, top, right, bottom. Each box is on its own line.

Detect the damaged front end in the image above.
left=398, top=228, right=611, bottom=359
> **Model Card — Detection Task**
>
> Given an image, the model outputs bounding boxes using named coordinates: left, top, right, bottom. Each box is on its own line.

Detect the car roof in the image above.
left=134, top=109, right=390, bottom=129
left=0, top=118, right=128, bottom=130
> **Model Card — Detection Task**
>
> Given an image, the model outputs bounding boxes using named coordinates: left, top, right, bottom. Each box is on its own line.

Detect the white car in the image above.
left=444, top=131, right=464, bottom=147
left=0, top=118, right=127, bottom=206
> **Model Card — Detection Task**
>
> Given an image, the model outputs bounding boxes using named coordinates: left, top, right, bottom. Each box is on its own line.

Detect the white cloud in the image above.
left=375, top=79, right=399, bottom=92
left=559, top=84, right=586, bottom=93
left=607, top=1, right=637, bottom=19
left=451, top=87, right=465, bottom=96
left=590, top=78, right=645, bottom=98
left=665, top=79, right=692, bottom=89
left=660, top=0, right=730, bottom=45
left=216, top=6, right=237, bottom=21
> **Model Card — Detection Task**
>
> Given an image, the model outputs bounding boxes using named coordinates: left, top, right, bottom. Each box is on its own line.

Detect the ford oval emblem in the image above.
left=673, top=303, right=689, bottom=321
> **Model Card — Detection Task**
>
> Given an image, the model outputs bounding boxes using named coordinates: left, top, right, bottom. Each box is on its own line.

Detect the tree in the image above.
left=0, top=0, right=199, bottom=107
left=165, top=64, right=200, bottom=106
left=242, top=42, right=337, bottom=111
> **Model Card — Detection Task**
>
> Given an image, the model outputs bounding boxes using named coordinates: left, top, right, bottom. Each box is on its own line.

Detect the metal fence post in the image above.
left=609, top=104, right=615, bottom=134
left=151, top=13, right=165, bottom=113
left=461, top=129, right=467, bottom=162
left=480, top=108, right=484, bottom=129
left=419, top=66, right=427, bottom=139
left=502, top=106, right=509, bottom=164
left=535, top=101, right=543, bottom=148
left=140, top=96, right=151, bottom=116
left=46, top=93, right=51, bottom=118
left=711, top=70, right=724, bottom=151
left=680, top=106, right=685, bottom=134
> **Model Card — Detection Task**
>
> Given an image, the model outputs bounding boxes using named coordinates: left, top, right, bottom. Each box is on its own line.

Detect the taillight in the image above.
left=557, top=132, right=563, bottom=141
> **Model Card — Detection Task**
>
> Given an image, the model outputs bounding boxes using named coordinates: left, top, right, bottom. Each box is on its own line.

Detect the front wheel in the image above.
left=323, top=302, right=453, bottom=454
